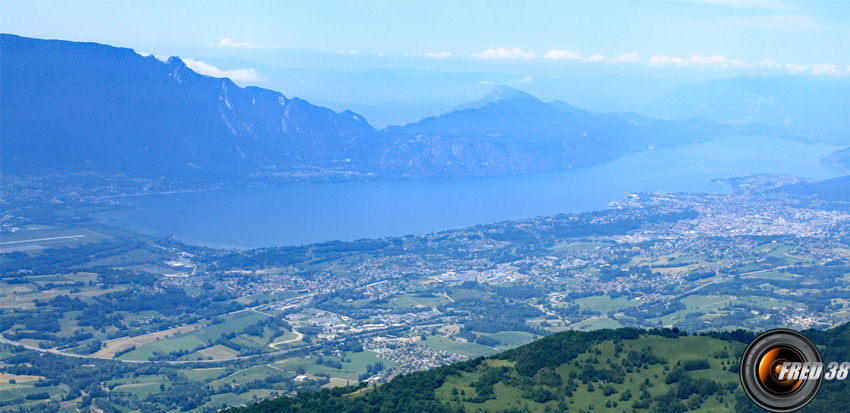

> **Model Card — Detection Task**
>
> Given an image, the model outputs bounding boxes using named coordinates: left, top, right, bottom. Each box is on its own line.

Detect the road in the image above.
left=268, top=330, right=304, bottom=350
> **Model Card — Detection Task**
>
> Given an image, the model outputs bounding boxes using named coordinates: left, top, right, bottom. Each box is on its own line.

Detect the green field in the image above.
left=416, top=335, right=498, bottom=358
left=117, top=334, right=206, bottom=361
left=573, top=295, right=641, bottom=313
left=643, top=294, right=803, bottom=329
left=329, top=297, right=373, bottom=308
left=1, top=272, right=124, bottom=310
left=181, top=367, right=228, bottom=382
left=390, top=294, right=450, bottom=309
left=0, top=382, right=66, bottom=401
left=756, top=241, right=793, bottom=256
left=735, top=295, right=798, bottom=308
left=564, top=316, right=624, bottom=331
left=206, top=392, right=256, bottom=409
left=745, top=271, right=798, bottom=280
left=116, top=311, right=273, bottom=361
left=483, top=331, right=537, bottom=347
left=115, top=381, right=167, bottom=398
left=682, top=295, right=733, bottom=310
left=198, top=344, right=239, bottom=360
left=272, top=350, right=397, bottom=382
left=550, top=242, right=609, bottom=253
left=212, top=365, right=284, bottom=386
left=193, top=312, right=270, bottom=342
left=236, top=290, right=300, bottom=305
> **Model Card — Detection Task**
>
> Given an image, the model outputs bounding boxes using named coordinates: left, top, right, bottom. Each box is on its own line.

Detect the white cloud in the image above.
left=784, top=64, right=807, bottom=74
left=643, top=53, right=847, bottom=75
left=466, top=44, right=846, bottom=77
left=810, top=64, right=841, bottom=75
left=544, top=50, right=606, bottom=62
left=424, top=51, right=452, bottom=58
left=517, top=76, right=535, bottom=83
left=543, top=49, right=582, bottom=60
left=333, top=49, right=361, bottom=56
left=472, top=47, right=536, bottom=59
left=182, top=58, right=264, bottom=82
left=648, top=55, right=675, bottom=66
left=648, top=54, right=747, bottom=68
left=785, top=63, right=847, bottom=75
left=478, top=80, right=493, bottom=85
left=613, top=52, right=641, bottom=63
left=684, top=0, right=794, bottom=10
left=725, top=14, right=824, bottom=30
left=216, top=38, right=275, bottom=49
left=137, top=51, right=169, bottom=62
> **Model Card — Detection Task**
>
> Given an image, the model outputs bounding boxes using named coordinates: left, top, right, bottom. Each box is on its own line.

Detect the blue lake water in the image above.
left=105, top=136, right=845, bottom=249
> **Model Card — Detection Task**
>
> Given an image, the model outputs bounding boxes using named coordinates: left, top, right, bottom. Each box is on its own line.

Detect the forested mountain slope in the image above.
left=229, top=324, right=850, bottom=413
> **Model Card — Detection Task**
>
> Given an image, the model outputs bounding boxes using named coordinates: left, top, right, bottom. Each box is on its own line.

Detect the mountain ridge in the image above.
left=2, top=34, right=727, bottom=182
left=378, top=85, right=718, bottom=178
left=0, top=33, right=380, bottom=179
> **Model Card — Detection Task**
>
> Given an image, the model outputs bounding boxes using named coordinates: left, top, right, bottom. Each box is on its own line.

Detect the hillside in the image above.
left=821, top=147, right=850, bottom=174
left=226, top=324, right=850, bottom=412
left=773, top=175, right=850, bottom=211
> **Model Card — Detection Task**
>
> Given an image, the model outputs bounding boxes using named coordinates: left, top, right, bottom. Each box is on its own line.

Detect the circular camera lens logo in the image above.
left=740, top=329, right=823, bottom=412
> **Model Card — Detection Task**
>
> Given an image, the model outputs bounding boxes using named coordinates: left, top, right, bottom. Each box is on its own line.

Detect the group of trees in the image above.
left=438, top=288, right=546, bottom=336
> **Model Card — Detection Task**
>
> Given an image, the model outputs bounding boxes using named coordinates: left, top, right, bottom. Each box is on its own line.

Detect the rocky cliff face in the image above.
left=0, top=34, right=379, bottom=178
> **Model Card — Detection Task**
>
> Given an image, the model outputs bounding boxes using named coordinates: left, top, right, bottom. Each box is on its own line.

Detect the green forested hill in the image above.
left=230, top=325, right=850, bottom=413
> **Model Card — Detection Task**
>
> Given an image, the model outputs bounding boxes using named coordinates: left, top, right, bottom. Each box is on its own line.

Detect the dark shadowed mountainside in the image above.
left=774, top=174, right=850, bottom=207
left=0, top=34, right=379, bottom=179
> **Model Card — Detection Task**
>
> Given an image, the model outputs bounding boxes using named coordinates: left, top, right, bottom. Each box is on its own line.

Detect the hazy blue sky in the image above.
left=3, top=0, right=848, bottom=81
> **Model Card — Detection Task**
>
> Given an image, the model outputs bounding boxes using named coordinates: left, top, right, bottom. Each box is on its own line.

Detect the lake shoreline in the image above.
left=104, top=136, right=845, bottom=249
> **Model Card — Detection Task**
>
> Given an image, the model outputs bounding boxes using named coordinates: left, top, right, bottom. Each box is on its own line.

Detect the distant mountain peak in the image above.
left=453, top=85, right=542, bottom=111
left=487, top=85, right=536, bottom=101
left=166, top=56, right=184, bottom=66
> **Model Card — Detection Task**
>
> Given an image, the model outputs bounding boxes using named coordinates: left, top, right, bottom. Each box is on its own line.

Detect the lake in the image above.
left=105, top=136, right=845, bottom=249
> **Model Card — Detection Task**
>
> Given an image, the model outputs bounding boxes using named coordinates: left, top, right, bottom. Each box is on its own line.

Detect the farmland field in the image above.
left=416, top=335, right=498, bottom=358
